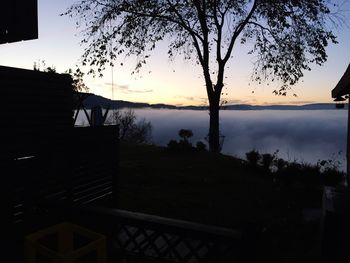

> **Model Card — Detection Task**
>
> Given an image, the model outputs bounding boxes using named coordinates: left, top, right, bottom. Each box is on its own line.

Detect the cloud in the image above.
left=127, top=89, right=153, bottom=94
left=174, top=95, right=208, bottom=105
left=104, top=82, right=153, bottom=94
left=261, top=100, right=316, bottom=105
left=226, top=99, right=253, bottom=104
left=117, top=84, right=129, bottom=91
left=174, top=95, right=195, bottom=101
left=104, top=82, right=127, bottom=89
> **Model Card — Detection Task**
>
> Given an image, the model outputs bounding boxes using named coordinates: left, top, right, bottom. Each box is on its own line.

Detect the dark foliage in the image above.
left=196, top=141, right=208, bottom=152
left=178, top=129, right=193, bottom=143
left=33, top=60, right=89, bottom=92
left=167, top=129, right=209, bottom=152
left=245, top=149, right=345, bottom=187
left=107, top=109, right=152, bottom=144
left=246, top=150, right=261, bottom=167
left=261, top=153, right=274, bottom=172
left=167, top=139, right=193, bottom=152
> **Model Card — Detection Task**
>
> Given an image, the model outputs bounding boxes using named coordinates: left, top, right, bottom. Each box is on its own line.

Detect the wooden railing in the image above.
left=5, top=126, right=118, bottom=262
left=10, top=126, right=119, bottom=229
left=68, top=206, right=252, bottom=263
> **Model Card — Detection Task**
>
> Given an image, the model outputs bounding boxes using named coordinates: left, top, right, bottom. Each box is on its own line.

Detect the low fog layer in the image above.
left=76, top=109, right=347, bottom=169
left=135, top=109, right=347, bottom=168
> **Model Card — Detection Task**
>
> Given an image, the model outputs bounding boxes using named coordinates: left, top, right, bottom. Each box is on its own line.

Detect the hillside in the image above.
left=80, top=93, right=344, bottom=110
left=114, top=143, right=338, bottom=262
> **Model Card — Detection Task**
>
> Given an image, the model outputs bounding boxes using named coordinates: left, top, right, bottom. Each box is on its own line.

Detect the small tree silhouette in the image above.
left=106, top=109, right=152, bottom=144
left=262, top=153, right=274, bottom=173
left=246, top=150, right=261, bottom=167
left=178, top=129, right=193, bottom=143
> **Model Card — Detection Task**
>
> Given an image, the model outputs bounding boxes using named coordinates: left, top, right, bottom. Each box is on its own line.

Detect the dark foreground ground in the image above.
left=115, top=143, right=326, bottom=262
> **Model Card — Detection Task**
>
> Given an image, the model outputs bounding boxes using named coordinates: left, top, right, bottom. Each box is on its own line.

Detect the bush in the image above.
left=318, top=159, right=345, bottom=186
left=178, top=129, right=193, bottom=143
left=262, top=153, right=274, bottom=172
left=323, top=168, right=344, bottom=186
left=178, top=140, right=193, bottom=150
left=245, top=149, right=345, bottom=187
left=196, top=141, right=207, bottom=152
left=167, top=129, right=197, bottom=152
left=167, top=140, right=179, bottom=151
left=275, top=158, right=287, bottom=171
left=246, top=150, right=261, bottom=166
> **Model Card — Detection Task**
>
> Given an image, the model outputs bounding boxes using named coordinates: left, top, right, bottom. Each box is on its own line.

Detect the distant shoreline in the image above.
left=79, top=93, right=347, bottom=111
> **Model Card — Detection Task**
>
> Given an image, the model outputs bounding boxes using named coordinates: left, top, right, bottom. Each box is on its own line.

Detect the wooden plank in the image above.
left=72, top=176, right=113, bottom=190
left=73, top=186, right=113, bottom=204
left=73, top=181, right=113, bottom=198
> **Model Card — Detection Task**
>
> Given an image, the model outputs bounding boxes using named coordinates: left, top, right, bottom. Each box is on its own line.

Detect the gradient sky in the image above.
left=0, top=0, right=349, bottom=106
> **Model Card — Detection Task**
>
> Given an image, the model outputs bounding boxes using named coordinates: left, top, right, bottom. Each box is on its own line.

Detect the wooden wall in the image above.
left=0, top=66, right=119, bottom=260
left=0, top=66, right=73, bottom=159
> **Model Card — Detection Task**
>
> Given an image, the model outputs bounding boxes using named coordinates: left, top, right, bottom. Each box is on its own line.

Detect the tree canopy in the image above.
left=64, top=0, right=339, bottom=152
left=65, top=0, right=337, bottom=87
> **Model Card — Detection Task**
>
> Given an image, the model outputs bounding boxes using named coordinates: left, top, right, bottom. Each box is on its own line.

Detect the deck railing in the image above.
left=10, top=126, right=119, bottom=228
left=68, top=206, right=252, bottom=263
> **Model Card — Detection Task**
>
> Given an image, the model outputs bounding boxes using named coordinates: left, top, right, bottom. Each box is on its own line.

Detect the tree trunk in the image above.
left=209, top=99, right=220, bottom=153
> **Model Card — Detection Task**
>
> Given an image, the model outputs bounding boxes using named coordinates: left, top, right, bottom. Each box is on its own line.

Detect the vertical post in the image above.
left=112, top=125, right=119, bottom=208
left=347, top=97, right=350, bottom=187
left=91, top=106, right=104, bottom=126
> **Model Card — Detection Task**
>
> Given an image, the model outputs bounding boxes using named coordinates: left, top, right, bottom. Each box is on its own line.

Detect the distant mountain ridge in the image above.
left=223, top=103, right=346, bottom=110
left=81, top=93, right=345, bottom=110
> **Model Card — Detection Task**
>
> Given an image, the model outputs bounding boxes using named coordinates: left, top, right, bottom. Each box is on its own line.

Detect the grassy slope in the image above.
left=117, top=143, right=323, bottom=261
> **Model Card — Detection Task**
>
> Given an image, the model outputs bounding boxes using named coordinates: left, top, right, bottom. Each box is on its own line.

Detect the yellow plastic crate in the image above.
left=25, top=222, right=106, bottom=263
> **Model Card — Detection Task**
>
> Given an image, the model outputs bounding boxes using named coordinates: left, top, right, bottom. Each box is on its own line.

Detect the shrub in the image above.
left=178, top=129, right=193, bottom=143
left=167, top=140, right=179, bottom=151
left=246, top=150, right=261, bottom=166
left=167, top=139, right=193, bottom=152
left=318, top=159, right=345, bottom=186
left=196, top=141, right=207, bottom=152
left=276, top=158, right=287, bottom=171
left=323, top=168, right=344, bottom=186
left=178, top=140, right=193, bottom=150
left=167, top=129, right=197, bottom=152
left=262, top=153, right=274, bottom=172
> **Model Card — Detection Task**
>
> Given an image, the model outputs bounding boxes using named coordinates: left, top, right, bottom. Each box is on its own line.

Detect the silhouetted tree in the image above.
left=246, top=149, right=261, bottom=167
left=261, top=153, right=274, bottom=172
left=107, top=109, right=153, bottom=144
left=178, top=129, right=193, bottom=143
left=33, top=60, right=56, bottom=73
left=64, top=0, right=338, bottom=152
left=66, top=68, right=89, bottom=92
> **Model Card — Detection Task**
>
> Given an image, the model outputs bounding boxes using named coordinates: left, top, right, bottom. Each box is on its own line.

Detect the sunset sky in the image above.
left=1, top=0, right=350, bottom=106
